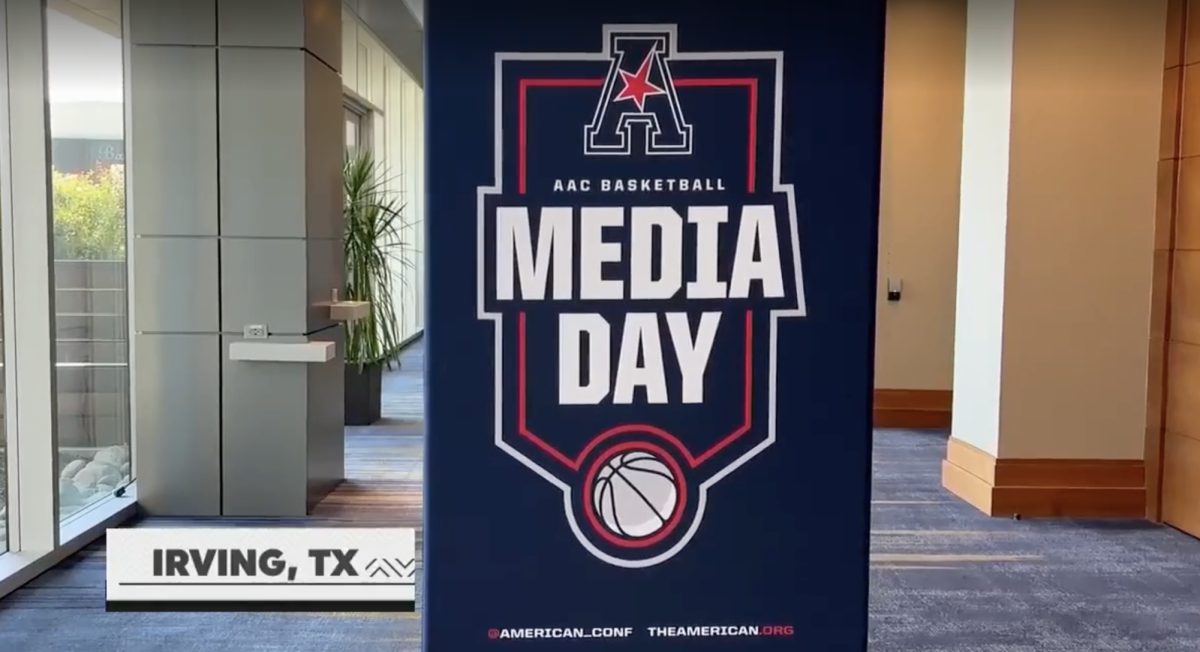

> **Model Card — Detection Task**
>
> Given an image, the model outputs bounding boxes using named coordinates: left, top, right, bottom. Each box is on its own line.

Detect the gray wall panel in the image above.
left=306, top=237, right=343, bottom=332
left=221, top=335, right=310, bottom=517
left=134, top=333, right=222, bottom=515
left=127, top=0, right=346, bottom=518
left=133, top=237, right=220, bottom=332
left=128, top=0, right=216, bottom=46
left=217, top=0, right=304, bottom=48
left=306, top=326, right=344, bottom=509
left=220, top=238, right=309, bottom=335
left=217, top=48, right=307, bottom=238
left=304, top=52, right=344, bottom=240
left=129, top=46, right=218, bottom=237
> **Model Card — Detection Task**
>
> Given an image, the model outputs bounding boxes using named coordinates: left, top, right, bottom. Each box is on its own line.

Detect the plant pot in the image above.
left=345, top=362, right=384, bottom=426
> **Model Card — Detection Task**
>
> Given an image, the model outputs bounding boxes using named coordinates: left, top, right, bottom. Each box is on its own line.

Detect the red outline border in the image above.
left=581, top=441, right=688, bottom=548
left=517, top=78, right=759, bottom=194
left=517, top=310, right=753, bottom=471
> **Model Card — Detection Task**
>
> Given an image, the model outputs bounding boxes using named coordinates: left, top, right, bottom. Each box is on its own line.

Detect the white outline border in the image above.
left=476, top=24, right=806, bottom=568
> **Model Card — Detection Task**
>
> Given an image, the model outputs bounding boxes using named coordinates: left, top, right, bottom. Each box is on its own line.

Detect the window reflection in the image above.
left=45, top=1, right=132, bottom=524
left=346, top=106, right=363, bottom=155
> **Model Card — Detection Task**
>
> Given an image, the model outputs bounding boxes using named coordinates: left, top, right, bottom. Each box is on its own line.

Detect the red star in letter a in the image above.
left=614, top=52, right=666, bottom=111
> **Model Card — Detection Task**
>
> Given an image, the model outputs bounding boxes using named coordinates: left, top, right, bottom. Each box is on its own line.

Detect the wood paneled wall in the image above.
left=1149, top=0, right=1200, bottom=534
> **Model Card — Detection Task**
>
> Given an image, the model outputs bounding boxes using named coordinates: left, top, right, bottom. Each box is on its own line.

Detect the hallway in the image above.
left=1, top=339, right=1200, bottom=650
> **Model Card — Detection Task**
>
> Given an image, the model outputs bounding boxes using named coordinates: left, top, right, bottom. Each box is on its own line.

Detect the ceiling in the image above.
left=49, top=0, right=121, bottom=37
left=401, top=0, right=423, bottom=27
left=345, top=0, right=423, bottom=85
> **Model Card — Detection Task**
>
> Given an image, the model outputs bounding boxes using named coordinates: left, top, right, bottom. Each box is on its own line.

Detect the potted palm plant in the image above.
left=343, top=150, right=408, bottom=425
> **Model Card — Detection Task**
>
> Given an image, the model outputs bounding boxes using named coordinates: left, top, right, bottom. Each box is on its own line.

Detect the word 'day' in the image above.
left=495, top=205, right=787, bottom=407
left=478, top=24, right=804, bottom=568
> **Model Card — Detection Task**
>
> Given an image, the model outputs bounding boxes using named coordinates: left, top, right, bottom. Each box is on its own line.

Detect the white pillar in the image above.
left=944, top=0, right=1167, bottom=517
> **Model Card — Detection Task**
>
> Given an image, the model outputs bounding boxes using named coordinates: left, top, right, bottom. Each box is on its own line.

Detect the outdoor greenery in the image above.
left=343, top=150, right=409, bottom=368
left=52, top=165, right=126, bottom=260
left=46, top=158, right=413, bottom=368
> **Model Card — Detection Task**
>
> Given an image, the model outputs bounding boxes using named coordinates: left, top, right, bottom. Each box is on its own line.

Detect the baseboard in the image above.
left=941, top=437, right=1146, bottom=518
left=398, top=330, right=424, bottom=351
left=0, top=491, right=137, bottom=601
left=873, top=388, right=952, bottom=429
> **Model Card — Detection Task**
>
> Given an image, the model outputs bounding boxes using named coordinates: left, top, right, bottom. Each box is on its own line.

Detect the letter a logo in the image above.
left=584, top=28, right=692, bottom=156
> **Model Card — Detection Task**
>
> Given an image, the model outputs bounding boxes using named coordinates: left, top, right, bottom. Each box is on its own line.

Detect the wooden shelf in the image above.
left=329, top=300, right=370, bottom=322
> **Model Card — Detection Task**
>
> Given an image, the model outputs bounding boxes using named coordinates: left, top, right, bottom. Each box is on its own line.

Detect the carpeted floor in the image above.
left=868, top=434, right=1200, bottom=651
left=2, top=337, right=1200, bottom=650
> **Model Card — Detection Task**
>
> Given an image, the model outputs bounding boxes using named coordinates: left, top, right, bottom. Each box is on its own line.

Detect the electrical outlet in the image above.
left=886, top=278, right=903, bottom=302
left=243, top=324, right=268, bottom=339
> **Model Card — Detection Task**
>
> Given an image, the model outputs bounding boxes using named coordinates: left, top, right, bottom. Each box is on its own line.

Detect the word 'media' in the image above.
left=492, top=204, right=786, bottom=407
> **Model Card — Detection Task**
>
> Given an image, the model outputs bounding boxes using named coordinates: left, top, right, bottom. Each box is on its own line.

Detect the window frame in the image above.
left=0, top=0, right=136, bottom=600
left=344, top=94, right=375, bottom=156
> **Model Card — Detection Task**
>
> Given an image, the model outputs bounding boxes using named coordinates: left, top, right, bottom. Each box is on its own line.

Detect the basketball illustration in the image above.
left=592, top=450, right=680, bottom=539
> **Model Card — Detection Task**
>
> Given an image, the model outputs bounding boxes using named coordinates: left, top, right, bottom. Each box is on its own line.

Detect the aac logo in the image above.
left=479, top=25, right=805, bottom=568
left=585, top=32, right=692, bottom=155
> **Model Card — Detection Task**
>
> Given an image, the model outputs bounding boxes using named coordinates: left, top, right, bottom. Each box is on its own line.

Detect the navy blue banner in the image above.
left=425, top=2, right=885, bottom=650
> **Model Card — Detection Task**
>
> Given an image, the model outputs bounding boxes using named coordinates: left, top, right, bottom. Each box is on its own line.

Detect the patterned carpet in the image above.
left=868, top=433, right=1200, bottom=651
left=2, top=337, right=1200, bottom=650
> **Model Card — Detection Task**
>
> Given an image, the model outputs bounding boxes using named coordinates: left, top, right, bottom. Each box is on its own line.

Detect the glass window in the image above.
left=346, top=106, right=362, bottom=155
left=45, top=3, right=131, bottom=524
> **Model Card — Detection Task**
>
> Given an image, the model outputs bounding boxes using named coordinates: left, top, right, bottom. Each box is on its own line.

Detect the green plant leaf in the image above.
left=343, top=150, right=414, bottom=368
left=52, top=165, right=126, bottom=261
